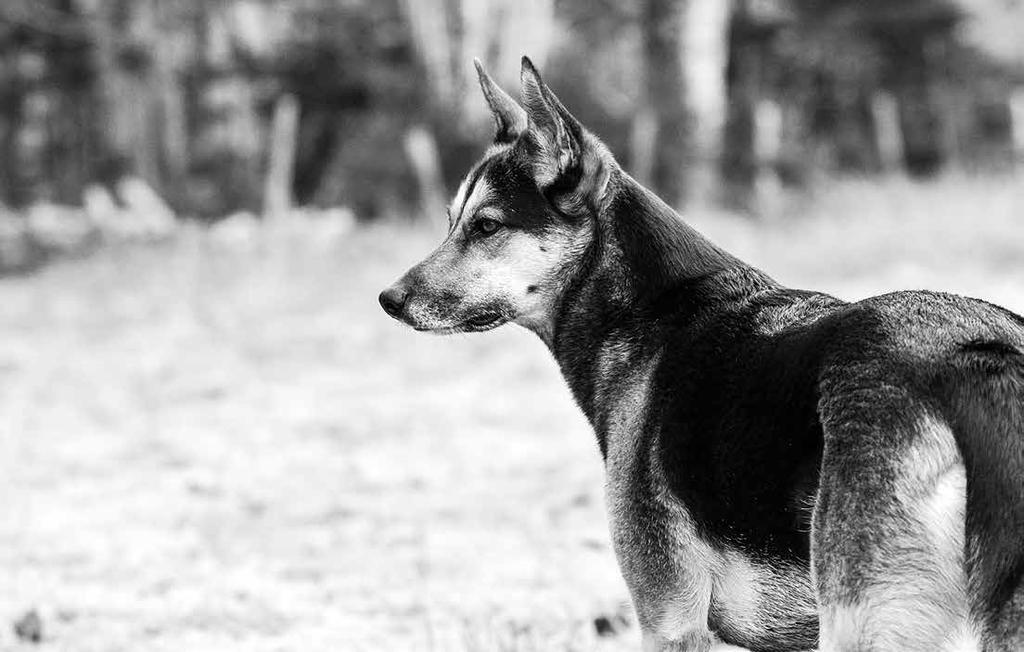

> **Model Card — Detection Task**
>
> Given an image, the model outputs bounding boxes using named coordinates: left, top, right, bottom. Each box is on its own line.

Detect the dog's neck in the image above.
left=546, top=168, right=776, bottom=453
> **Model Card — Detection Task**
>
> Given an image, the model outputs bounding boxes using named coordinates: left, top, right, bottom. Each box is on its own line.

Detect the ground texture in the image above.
left=2, top=178, right=1023, bottom=651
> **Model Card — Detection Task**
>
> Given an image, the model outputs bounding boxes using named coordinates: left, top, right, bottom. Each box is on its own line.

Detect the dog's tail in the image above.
left=946, top=339, right=1024, bottom=648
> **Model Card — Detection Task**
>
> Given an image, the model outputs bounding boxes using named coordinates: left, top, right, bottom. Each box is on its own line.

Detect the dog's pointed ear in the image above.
left=519, top=56, right=589, bottom=197
left=475, top=59, right=527, bottom=144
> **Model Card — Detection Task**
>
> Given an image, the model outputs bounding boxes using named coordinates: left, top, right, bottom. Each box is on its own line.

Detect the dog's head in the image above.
left=379, top=57, right=611, bottom=341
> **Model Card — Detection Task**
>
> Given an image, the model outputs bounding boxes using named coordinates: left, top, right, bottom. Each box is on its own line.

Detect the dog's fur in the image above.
left=379, top=57, right=1024, bottom=651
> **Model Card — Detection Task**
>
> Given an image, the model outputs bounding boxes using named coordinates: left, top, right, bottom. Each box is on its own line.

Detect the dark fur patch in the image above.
left=652, top=289, right=839, bottom=561
left=473, top=148, right=567, bottom=233
left=961, top=338, right=1021, bottom=357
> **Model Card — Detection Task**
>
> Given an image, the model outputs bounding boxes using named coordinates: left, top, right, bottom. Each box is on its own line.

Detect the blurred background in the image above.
left=1, top=1, right=1023, bottom=651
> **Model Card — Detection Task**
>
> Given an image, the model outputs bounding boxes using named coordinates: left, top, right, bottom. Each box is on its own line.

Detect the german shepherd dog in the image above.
left=379, top=57, right=1024, bottom=651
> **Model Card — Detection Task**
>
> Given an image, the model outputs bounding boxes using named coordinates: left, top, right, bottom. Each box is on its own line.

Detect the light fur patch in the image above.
left=943, top=622, right=986, bottom=652
left=453, top=176, right=494, bottom=229
left=821, top=600, right=981, bottom=652
left=448, top=172, right=473, bottom=229
left=656, top=568, right=715, bottom=642
left=919, top=463, right=967, bottom=560
left=713, top=552, right=762, bottom=626
left=592, top=338, right=637, bottom=407
left=604, top=355, right=658, bottom=506
left=507, top=226, right=591, bottom=343
left=506, top=252, right=567, bottom=341
left=711, top=550, right=818, bottom=647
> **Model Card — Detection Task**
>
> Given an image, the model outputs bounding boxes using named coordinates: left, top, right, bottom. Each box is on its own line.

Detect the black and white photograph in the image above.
left=1, top=0, right=1023, bottom=650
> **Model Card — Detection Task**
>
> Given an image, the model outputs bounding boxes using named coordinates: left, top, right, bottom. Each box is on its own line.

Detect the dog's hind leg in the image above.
left=940, top=349, right=1024, bottom=650
left=813, top=387, right=982, bottom=652
left=630, top=568, right=718, bottom=652
left=641, top=631, right=714, bottom=652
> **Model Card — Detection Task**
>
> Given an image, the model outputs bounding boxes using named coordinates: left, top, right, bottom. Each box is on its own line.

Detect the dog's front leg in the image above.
left=640, top=626, right=753, bottom=651
left=603, top=369, right=730, bottom=651
left=641, top=631, right=715, bottom=651
left=619, top=554, right=719, bottom=651
left=645, top=641, right=751, bottom=652
left=640, top=626, right=755, bottom=652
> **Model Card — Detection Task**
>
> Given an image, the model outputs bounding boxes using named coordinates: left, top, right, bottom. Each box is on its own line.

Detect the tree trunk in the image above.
left=872, top=91, right=904, bottom=174
left=401, top=0, right=554, bottom=137
left=403, top=125, right=447, bottom=225
left=154, top=0, right=188, bottom=201
left=78, top=0, right=162, bottom=187
left=680, top=0, right=732, bottom=207
left=641, top=0, right=687, bottom=207
left=401, top=0, right=456, bottom=109
left=263, top=94, right=300, bottom=222
left=1011, top=87, right=1024, bottom=165
left=630, top=107, right=658, bottom=187
left=753, top=98, right=782, bottom=209
left=722, top=26, right=759, bottom=210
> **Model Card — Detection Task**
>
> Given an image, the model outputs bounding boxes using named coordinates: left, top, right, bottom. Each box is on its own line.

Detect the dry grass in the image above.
left=1, top=175, right=1023, bottom=651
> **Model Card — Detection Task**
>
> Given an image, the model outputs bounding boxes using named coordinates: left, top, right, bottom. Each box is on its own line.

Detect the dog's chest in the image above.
left=606, top=455, right=818, bottom=648
left=600, top=358, right=716, bottom=630
left=600, top=358, right=818, bottom=648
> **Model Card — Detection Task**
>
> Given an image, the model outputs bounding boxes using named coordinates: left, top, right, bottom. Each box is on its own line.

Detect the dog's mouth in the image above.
left=461, top=311, right=506, bottom=332
left=408, top=310, right=507, bottom=334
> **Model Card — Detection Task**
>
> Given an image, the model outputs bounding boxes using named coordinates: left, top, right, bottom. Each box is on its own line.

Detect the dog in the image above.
left=379, top=57, right=1024, bottom=651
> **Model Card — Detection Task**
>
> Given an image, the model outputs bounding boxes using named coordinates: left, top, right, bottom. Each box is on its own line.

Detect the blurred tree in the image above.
left=402, top=0, right=554, bottom=135
left=0, top=0, right=1021, bottom=224
left=0, top=0, right=96, bottom=206
left=276, top=0, right=423, bottom=218
left=637, top=0, right=733, bottom=208
left=401, top=0, right=556, bottom=207
left=766, top=0, right=986, bottom=178
left=681, top=0, right=733, bottom=206
left=547, top=0, right=639, bottom=164
left=79, top=0, right=184, bottom=194
left=640, top=0, right=686, bottom=206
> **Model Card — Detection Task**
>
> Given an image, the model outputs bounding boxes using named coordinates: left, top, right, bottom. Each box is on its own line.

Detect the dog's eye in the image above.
left=474, top=218, right=502, bottom=236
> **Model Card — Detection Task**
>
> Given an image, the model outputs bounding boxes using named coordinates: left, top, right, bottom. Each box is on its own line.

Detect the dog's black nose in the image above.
left=379, top=286, right=408, bottom=318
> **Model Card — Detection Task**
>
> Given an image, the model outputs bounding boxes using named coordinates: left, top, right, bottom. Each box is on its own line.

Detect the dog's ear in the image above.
left=520, top=56, right=606, bottom=212
left=475, top=59, right=527, bottom=144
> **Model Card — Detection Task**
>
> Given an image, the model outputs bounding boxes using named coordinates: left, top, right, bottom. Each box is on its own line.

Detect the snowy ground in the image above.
left=1, top=176, right=1023, bottom=651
